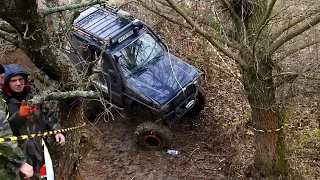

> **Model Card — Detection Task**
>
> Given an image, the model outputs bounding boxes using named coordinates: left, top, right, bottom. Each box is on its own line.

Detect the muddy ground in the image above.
left=82, top=107, right=230, bottom=180
left=81, top=77, right=245, bottom=180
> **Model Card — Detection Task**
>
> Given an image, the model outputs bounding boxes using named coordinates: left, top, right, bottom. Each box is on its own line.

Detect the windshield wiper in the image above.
left=134, top=66, right=148, bottom=75
left=150, top=51, right=164, bottom=64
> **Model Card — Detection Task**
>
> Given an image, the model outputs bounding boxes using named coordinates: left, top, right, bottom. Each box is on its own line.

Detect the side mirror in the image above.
left=113, top=55, right=119, bottom=63
left=108, top=69, right=119, bottom=82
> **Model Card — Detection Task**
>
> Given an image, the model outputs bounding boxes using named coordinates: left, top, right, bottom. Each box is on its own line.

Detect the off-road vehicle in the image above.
left=65, top=4, right=206, bottom=150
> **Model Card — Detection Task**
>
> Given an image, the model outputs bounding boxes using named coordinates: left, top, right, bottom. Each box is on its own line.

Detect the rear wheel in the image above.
left=134, top=122, right=173, bottom=150
left=185, top=87, right=206, bottom=117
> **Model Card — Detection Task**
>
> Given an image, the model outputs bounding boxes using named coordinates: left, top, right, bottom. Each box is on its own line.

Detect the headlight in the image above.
left=194, top=79, right=198, bottom=85
left=194, top=74, right=204, bottom=87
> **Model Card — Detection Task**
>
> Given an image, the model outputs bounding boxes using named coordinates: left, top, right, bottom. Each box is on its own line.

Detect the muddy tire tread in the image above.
left=134, top=122, right=173, bottom=150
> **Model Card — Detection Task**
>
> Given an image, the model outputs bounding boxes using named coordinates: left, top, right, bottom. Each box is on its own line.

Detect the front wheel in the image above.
left=134, top=122, right=173, bottom=150
left=185, top=87, right=206, bottom=117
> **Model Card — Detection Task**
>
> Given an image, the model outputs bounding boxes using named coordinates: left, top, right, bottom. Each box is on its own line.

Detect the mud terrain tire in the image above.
left=185, top=87, right=206, bottom=117
left=134, top=122, right=173, bottom=150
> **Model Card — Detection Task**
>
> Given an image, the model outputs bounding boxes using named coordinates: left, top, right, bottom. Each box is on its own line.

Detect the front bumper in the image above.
left=160, top=85, right=198, bottom=125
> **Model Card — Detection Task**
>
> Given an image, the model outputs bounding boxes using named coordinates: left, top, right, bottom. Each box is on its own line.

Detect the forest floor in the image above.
left=82, top=111, right=229, bottom=180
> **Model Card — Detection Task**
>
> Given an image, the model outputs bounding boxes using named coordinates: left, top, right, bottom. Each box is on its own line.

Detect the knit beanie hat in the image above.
left=0, top=65, right=5, bottom=74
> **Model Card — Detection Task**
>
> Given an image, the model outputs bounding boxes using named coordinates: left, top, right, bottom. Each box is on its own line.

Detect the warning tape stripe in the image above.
left=0, top=123, right=85, bottom=143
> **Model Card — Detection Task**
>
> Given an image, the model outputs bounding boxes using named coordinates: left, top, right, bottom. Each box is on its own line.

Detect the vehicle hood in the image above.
left=127, top=52, right=199, bottom=105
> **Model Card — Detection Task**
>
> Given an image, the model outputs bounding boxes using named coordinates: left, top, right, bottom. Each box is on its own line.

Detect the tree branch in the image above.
left=278, top=38, right=320, bottom=61
left=0, top=29, right=20, bottom=45
left=164, top=0, right=247, bottom=69
left=164, top=0, right=212, bottom=43
left=221, top=0, right=241, bottom=24
left=220, top=0, right=248, bottom=43
left=29, top=70, right=58, bottom=88
left=268, top=71, right=320, bottom=88
left=27, top=90, right=100, bottom=105
left=257, top=0, right=277, bottom=32
left=270, top=8, right=320, bottom=41
left=268, top=13, right=320, bottom=55
left=140, top=0, right=243, bottom=52
left=252, top=0, right=277, bottom=51
left=138, top=1, right=191, bottom=29
left=118, top=0, right=136, bottom=9
left=141, top=1, right=242, bottom=49
left=41, top=0, right=104, bottom=16
left=155, top=0, right=221, bottom=30
left=284, top=91, right=320, bottom=101
left=0, top=20, right=16, bottom=33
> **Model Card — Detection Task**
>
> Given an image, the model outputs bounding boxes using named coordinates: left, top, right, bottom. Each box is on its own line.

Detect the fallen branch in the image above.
left=28, top=90, right=100, bottom=105
left=41, top=0, right=104, bottom=16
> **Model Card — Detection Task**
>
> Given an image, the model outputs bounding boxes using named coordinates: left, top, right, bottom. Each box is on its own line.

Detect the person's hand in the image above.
left=55, top=133, right=65, bottom=146
left=19, top=100, right=38, bottom=119
left=19, top=162, right=34, bottom=178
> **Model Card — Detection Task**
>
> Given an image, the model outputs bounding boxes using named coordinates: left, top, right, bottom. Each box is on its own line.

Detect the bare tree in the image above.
left=0, top=0, right=105, bottom=179
left=136, top=0, right=320, bottom=178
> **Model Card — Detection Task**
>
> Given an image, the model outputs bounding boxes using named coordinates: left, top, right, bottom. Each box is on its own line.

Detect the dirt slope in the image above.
left=82, top=111, right=229, bottom=180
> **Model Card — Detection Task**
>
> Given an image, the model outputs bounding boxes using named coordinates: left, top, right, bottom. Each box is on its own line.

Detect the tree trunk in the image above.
left=250, top=101, right=288, bottom=178
left=243, top=64, right=288, bottom=178
left=48, top=100, right=94, bottom=180
left=0, top=1, right=95, bottom=179
left=0, top=0, right=79, bottom=84
left=237, top=0, right=289, bottom=173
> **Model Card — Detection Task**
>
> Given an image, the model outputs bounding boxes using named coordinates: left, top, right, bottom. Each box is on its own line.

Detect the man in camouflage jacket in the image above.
left=0, top=64, right=34, bottom=180
left=2, top=64, right=65, bottom=180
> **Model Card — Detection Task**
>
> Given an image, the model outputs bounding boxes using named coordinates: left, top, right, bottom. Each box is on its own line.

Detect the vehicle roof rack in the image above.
left=98, top=3, right=119, bottom=13
left=71, top=3, right=135, bottom=47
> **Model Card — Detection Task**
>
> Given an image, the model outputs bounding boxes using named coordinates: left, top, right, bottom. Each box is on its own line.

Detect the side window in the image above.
left=66, top=34, right=91, bottom=72
left=69, top=35, right=91, bottom=60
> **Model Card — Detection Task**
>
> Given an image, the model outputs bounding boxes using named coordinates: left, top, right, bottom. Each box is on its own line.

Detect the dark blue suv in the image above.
left=66, top=4, right=206, bottom=150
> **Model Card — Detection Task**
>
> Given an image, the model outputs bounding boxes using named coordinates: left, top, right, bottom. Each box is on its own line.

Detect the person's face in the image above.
left=0, top=73, right=5, bottom=88
left=9, top=75, right=25, bottom=92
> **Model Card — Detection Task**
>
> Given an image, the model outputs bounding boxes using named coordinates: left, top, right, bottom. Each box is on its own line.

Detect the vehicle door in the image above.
left=90, top=46, right=124, bottom=107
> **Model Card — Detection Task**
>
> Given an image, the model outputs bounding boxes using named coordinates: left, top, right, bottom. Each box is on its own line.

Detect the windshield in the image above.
left=114, top=33, right=164, bottom=78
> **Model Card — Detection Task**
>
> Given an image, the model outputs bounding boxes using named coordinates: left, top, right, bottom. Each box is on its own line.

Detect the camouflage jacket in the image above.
left=4, top=93, right=62, bottom=164
left=0, top=97, right=26, bottom=168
